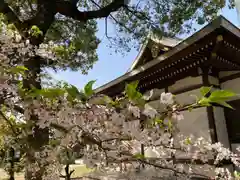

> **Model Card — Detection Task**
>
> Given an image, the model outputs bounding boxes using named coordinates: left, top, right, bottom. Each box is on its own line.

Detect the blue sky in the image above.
left=50, top=6, right=239, bottom=89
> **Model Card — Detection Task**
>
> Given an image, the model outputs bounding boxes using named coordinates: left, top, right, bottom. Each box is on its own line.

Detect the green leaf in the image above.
left=9, top=66, right=28, bottom=75
left=42, top=88, right=65, bottom=98
left=215, top=101, right=234, bottom=109
left=200, top=86, right=212, bottom=97
left=125, top=81, right=142, bottom=102
left=155, top=118, right=163, bottom=125
left=198, top=97, right=211, bottom=106
left=78, top=92, right=88, bottom=102
left=27, top=88, right=65, bottom=99
left=15, top=66, right=28, bottom=71
left=7, top=23, right=16, bottom=31
left=66, top=85, right=80, bottom=99
left=131, top=81, right=139, bottom=89
left=84, top=80, right=96, bottom=97
left=184, top=137, right=192, bottom=145
left=92, top=95, right=118, bottom=106
left=167, top=120, right=173, bottom=130
left=133, top=153, right=145, bottom=159
left=125, top=81, right=138, bottom=97
left=198, top=89, right=236, bottom=109
left=209, top=90, right=236, bottom=101
left=234, top=171, right=240, bottom=179
left=30, top=25, right=43, bottom=37
left=103, top=95, right=113, bottom=104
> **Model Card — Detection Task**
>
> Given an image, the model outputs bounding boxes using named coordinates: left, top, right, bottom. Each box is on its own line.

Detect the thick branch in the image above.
left=107, top=157, right=212, bottom=179
left=0, top=1, right=20, bottom=25
left=56, top=0, right=126, bottom=21
left=0, top=1, right=27, bottom=34
left=138, top=159, right=212, bottom=179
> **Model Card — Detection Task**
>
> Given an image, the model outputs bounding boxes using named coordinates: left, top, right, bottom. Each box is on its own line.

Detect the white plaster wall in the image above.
left=143, top=88, right=165, bottom=101
left=219, top=71, right=240, bottom=78
left=175, top=88, right=201, bottom=105
left=176, top=107, right=211, bottom=142
left=213, top=107, right=230, bottom=148
left=208, top=76, right=219, bottom=86
left=147, top=99, right=166, bottom=113
left=168, top=76, right=202, bottom=92
left=221, top=77, right=240, bottom=92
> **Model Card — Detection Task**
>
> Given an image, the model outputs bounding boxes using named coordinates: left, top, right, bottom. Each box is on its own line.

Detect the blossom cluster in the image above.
left=21, top=87, right=240, bottom=179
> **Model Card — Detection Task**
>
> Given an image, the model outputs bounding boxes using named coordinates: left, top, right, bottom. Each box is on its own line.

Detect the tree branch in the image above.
left=0, top=110, right=17, bottom=135
left=56, top=0, right=126, bottom=21
left=0, top=1, right=20, bottom=24
left=0, top=95, right=24, bottom=114
left=107, top=157, right=212, bottom=179
left=0, top=1, right=27, bottom=34
left=138, top=159, right=212, bottom=179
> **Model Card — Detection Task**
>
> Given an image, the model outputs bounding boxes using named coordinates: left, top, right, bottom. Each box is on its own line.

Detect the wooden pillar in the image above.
left=202, top=68, right=218, bottom=143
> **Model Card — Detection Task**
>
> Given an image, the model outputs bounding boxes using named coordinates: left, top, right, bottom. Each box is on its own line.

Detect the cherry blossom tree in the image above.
left=0, top=30, right=240, bottom=179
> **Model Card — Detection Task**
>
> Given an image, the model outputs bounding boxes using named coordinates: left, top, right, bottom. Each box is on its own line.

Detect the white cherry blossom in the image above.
left=128, top=104, right=140, bottom=118
left=160, top=92, right=174, bottom=105
left=172, top=111, right=184, bottom=121
left=143, top=104, right=158, bottom=118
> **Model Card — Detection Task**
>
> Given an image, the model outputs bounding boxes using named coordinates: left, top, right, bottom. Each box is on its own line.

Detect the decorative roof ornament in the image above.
left=128, top=32, right=181, bottom=71
left=151, top=43, right=161, bottom=58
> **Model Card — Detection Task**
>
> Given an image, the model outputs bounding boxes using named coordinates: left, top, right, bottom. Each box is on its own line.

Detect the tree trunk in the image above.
left=22, top=1, right=56, bottom=179
left=9, top=148, right=15, bottom=180
left=23, top=54, right=46, bottom=180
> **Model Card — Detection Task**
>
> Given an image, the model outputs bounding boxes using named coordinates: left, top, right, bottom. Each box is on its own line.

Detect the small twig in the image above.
left=104, top=17, right=111, bottom=39
left=70, top=170, right=75, bottom=176
left=27, top=0, right=35, bottom=13
left=89, top=0, right=135, bottom=34
left=0, top=110, right=17, bottom=135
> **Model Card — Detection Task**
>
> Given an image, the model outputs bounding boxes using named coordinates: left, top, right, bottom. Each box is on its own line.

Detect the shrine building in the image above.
left=95, top=15, right=240, bottom=156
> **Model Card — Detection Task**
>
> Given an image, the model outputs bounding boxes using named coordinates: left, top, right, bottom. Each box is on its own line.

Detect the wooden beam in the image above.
left=220, top=72, right=240, bottom=83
